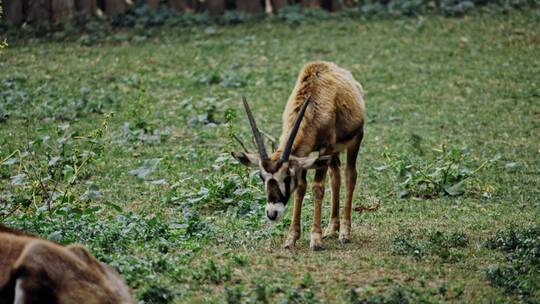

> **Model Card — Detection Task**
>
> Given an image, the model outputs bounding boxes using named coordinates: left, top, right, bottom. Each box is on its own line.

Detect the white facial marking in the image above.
left=265, top=203, right=284, bottom=220
left=14, top=278, right=25, bottom=304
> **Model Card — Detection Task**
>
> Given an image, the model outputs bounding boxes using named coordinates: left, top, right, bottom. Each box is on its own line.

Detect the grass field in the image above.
left=1, top=11, right=539, bottom=303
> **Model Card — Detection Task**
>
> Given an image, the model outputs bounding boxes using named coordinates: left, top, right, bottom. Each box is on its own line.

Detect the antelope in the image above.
left=232, top=61, right=365, bottom=250
left=0, top=225, right=134, bottom=304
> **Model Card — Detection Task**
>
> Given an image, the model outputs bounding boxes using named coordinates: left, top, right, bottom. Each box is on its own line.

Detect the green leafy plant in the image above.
left=485, top=226, right=540, bottom=299
left=0, top=113, right=113, bottom=217
left=224, top=284, right=244, bottom=304
left=192, top=259, right=232, bottom=284
left=388, top=0, right=427, bottom=16
left=277, top=5, right=330, bottom=25
left=0, top=78, right=116, bottom=121
left=439, top=0, right=476, bottom=16
left=222, top=10, right=253, bottom=25
left=109, top=0, right=186, bottom=29
left=392, top=229, right=469, bottom=261
left=138, top=283, right=174, bottom=304
left=176, top=153, right=264, bottom=215
left=380, top=145, right=492, bottom=199
left=346, top=281, right=463, bottom=303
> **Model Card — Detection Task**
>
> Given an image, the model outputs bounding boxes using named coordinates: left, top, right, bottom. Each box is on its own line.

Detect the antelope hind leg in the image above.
left=340, top=133, right=362, bottom=244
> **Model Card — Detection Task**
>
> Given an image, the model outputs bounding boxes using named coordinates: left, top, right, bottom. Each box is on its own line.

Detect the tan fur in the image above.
left=0, top=225, right=134, bottom=304
left=274, top=61, right=365, bottom=158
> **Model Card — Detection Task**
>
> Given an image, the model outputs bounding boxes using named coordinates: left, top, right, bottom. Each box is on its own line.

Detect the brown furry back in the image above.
left=275, top=61, right=365, bottom=158
left=0, top=224, right=37, bottom=238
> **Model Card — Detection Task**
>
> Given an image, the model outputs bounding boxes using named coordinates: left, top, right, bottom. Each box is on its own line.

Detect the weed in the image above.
left=439, top=0, right=476, bottom=16
left=387, top=0, right=427, bottom=17
left=0, top=114, right=112, bottom=217
left=253, top=284, right=269, bottom=303
left=222, top=10, right=253, bottom=25
left=485, top=226, right=540, bottom=299
left=282, top=275, right=320, bottom=304
left=225, top=284, right=245, bottom=304
left=138, top=283, right=175, bottom=304
left=128, top=158, right=162, bottom=180
left=192, top=260, right=232, bottom=284
left=380, top=145, right=493, bottom=199
left=175, top=153, right=264, bottom=215
left=346, top=281, right=462, bottom=303
left=0, top=78, right=116, bottom=121
left=392, top=230, right=469, bottom=261
left=115, top=122, right=171, bottom=145
left=277, top=5, right=330, bottom=25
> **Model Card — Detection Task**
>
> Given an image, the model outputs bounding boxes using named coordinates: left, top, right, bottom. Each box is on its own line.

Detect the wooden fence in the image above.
left=2, top=0, right=357, bottom=26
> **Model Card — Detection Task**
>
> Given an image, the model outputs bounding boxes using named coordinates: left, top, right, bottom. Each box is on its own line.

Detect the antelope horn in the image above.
left=242, top=96, right=268, bottom=161
left=280, top=96, right=312, bottom=162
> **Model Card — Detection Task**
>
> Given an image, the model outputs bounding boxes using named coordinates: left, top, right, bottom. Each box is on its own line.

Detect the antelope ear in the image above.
left=231, top=152, right=260, bottom=168
left=67, top=244, right=105, bottom=274
left=296, top=155, right=332, bottom=170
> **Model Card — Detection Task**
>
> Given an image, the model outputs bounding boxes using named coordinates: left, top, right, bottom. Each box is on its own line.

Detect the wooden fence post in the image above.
left=328, top=0, right=342, bottom=11
left=51, top=0, right=76, bottom=22
left=301, top=0, right=319, bottom=8
left=104, top=0, right=127, bottom=16
left=28, top=0, right=51, bottom=22
left=203, top=0, right=225, bottom=15
left=76, top=0, right=97, bottom=15
left=168, top=0, right=194, bottom=11
left=3, top=0, right=24, bottom=25
left=147, top=0, right=160, bottom=9
left=271, top=0, right=288, bottom=12
left=236, top=0, right=261, bottom=14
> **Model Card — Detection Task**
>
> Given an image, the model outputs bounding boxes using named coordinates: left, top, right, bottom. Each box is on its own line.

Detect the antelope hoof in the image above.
left=338, top=233, right=350, bottom=245
left=310, top=233, right=323, bottom=251
left=323, top=222, right=340, bottom=239
left=283, top=238, right=297, bottom=250
left=311, top=244, right=324, bottom=251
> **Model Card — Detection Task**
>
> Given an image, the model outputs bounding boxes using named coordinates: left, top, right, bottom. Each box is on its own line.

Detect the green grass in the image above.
left=1, top=11, right=539, bottom=303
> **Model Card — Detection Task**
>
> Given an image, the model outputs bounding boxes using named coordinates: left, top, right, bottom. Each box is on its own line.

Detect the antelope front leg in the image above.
left=284, top=170, right=307, bottom=249
left=311, top=167, right=328, bottom=251
left=324, top=155, right=340, bottom=239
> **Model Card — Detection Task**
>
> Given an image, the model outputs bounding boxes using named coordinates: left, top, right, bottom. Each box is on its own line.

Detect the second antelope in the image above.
left=233, top=61, right=365, bottom=250
left=0, top=225, right=134, bottom=304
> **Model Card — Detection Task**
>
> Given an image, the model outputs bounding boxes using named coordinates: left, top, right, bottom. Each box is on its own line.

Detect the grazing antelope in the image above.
left=0, top=225, right=134, bottom=304
left=233, top=61, right=365, bottom=250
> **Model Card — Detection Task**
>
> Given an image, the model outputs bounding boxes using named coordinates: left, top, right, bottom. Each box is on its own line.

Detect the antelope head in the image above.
left=232, top=97, right=331, bottom=221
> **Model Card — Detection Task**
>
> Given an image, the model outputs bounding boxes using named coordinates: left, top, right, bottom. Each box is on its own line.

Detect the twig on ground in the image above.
left=354, top=197, right=381, bottom=213
left=232, top=134, right=250, bottom=154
